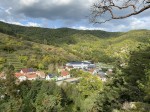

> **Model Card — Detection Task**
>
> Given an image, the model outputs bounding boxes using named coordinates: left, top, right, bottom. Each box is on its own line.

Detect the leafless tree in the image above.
left=90, top=0, right=150, bottom=23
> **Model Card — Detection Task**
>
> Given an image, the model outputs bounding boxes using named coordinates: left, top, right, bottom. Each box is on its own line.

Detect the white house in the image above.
left=66, top=61, right=95, bottom=69
left=0, top=72, right=6, bottom=79
left=36, top=71, right=46, bottom=79
left=15, top=73, right=27, bottom=82
left=18, top=76, right=27, bottom=82
left=46, top=74, right=57, bottom=81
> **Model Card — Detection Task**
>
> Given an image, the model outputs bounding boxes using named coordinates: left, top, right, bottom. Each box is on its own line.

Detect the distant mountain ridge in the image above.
left=0, top=21, right=122, bottom=46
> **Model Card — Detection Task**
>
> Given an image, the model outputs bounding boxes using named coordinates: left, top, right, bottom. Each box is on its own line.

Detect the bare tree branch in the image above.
left=90, top=0, right=150, bottom=23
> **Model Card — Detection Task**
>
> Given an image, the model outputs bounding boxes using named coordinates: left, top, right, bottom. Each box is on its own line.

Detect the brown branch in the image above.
left=112, top=5, right=150, bottom=19
left=110, top=4, right=137, bottom=12
left=91, top=0, right=150, bottom=24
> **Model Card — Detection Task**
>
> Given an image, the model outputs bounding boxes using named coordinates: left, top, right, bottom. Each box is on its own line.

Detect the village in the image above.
left=0, top=61, right=113, bottom=84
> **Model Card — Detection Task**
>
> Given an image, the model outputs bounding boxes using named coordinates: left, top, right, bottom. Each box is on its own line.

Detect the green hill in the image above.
left=0, top=21, right=149, bottom=71
left=0, top=21, right=122, bottom=46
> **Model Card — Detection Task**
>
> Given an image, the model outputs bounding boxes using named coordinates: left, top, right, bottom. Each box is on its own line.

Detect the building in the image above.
left=0, top=72, right=6, bottom=79
left=20, top=68, right=35, bottom=74
left=15, top=73, right=27, bottom=82
left=66, top=61, right=95, bottom=69
left=36, top=71, right=46, bottom=79
left=26, top=73, right=38, bottom=80
left=46, top=74, right=57, bottom=81
left=97, top=71, right=107, bottom=82
left=61, top=70, right=70, bottom=78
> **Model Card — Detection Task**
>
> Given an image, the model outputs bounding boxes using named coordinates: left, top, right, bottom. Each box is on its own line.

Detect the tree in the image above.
left=34, top=94, right=63, bottom=112
left=34, top=81, right=63, bottom=112
left=91, top=0, right=150, bottom=23
left=3, top=65, right=17, bottom=97
left=122, top=44, right=150, bottom=102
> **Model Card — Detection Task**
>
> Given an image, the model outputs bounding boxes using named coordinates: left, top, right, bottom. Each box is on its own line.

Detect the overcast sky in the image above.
left=0, top=0, right=150, bottom=32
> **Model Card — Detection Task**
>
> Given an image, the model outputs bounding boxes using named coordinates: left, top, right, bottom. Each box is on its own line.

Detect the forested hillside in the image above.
left=0, top=32, right=80, bottom=72
left=0, top=21, right=121, bottom=46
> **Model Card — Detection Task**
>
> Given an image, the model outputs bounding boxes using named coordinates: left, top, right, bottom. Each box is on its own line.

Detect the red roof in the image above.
left=61, top=71, right=69, bottom=76
left=15, top=73, right=24, bottom=78
left=0, top=72, right=5, bottom=78
left=26, top=73, right=37, bottom=79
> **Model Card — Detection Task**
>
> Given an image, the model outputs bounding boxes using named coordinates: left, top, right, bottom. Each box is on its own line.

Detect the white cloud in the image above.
left=0, top=19, right=23, bottom=26
left=26, top=22, right=41, bottom=27
left=5, top=7, right=12, bottom=14
left=72, top=26, right=107, bottom=31
left=20, top=0, right=39, bottom=7
left=130, top=17, right=150, bottom=30
left=51, top=0, right=71, bottom=6
left=0, top=18, right=41, bottom=27
left=10, top=21, right=23, bottom=25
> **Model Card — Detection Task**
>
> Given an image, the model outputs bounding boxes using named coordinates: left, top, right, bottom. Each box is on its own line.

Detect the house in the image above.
left=26, top=73, right=37, bottom=80
left=89, top=69, right=102, bottom=75
left=46, top=74, right=54, bottom=80
left=88, top=64, right=96, bottom=69
left=61, top=70, right=70, bottom=79
left=106, top=68, right=113, bottom=75
left=58, top=66, right=65, bottom=73
left=89, top=69, right=98, bottom=75
left=36, top=71, right=46, bottom=79
left=20, top=68, right=35, bottom=74
left=58, top=68, right=65, bottom=73
left=46, top=74, right=57, bottom=81
left=0, top=72, right=6, bottom=79
left=15, top=73, right=27, bottom=82
left=65, top=65, right=74, bottom=71
left=98, top=71, right=107, bottom=82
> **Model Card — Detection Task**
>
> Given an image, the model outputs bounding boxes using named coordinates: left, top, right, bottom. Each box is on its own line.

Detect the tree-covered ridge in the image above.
left=0, top=21, right=121, bottom=46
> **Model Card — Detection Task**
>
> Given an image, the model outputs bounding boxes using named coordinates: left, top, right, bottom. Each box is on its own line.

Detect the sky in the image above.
left=0, top=0, right=150, bottom=32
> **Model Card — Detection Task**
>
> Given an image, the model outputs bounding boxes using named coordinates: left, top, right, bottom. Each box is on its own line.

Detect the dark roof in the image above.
left=15, top=73, right=24, bottom=78
left=21, top=68, right=35, bottom=73
left=98, top=72, right=106, bottom=78
left=88, top=64, right=96, bottom=68
left=67, top=61, right=91, bottom=65
left=48, top=74, right=54, bottom=78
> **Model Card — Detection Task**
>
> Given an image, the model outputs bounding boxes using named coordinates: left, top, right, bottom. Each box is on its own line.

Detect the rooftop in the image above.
left=21, top=68, right=35, bottom=73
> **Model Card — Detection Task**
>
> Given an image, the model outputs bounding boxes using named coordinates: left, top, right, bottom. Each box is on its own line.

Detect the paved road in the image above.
left=56, top=77, right=81, bottom=85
